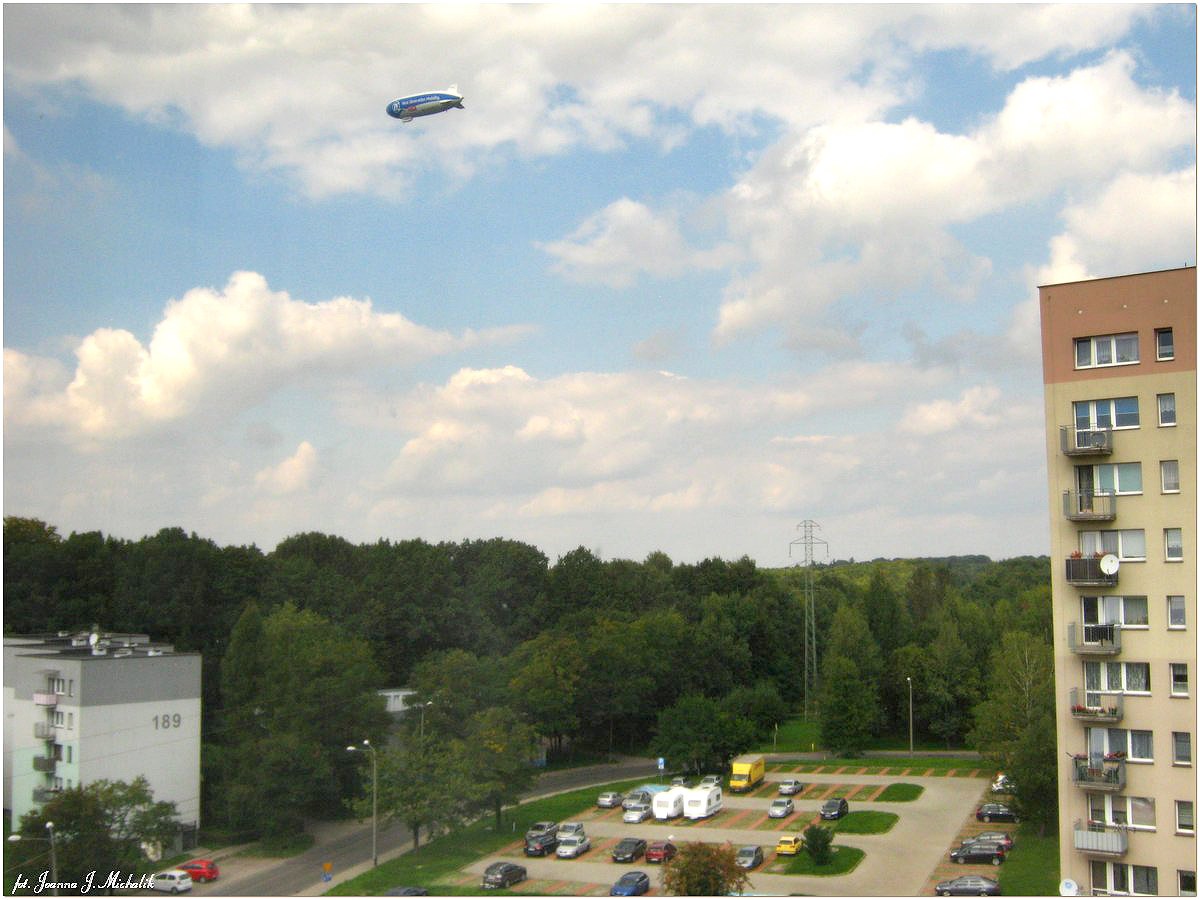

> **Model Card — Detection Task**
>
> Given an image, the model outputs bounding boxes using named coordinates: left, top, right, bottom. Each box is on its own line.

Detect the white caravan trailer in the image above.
left=652, top=786, right=687, bottom=820
left=683, top=785, right=723, bottom=820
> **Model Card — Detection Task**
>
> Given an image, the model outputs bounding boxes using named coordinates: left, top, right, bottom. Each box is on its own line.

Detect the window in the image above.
left=1178, top=801, right=1195, bottom=834
left=1126, top=662, right=1151, bottom=693
left=1076, top=332, right=1139, bottom=368
left=1100, top=728, right=1155, bottom=762
left=1133, top=865, right=1159, bottom=896
left=1130, top=730, right=1154, bottom=762
left=1085, top=660, right=1152, bottom=694
left=1165, top=528, right=1183, bottom=561
left=1159, top=392, right=1177, bottom=426
left=1162, top=460, right=1181, bottom=493
left=1082, top=595, right=1148, bottom=627
left=1157, top=327, right=1175, bottom=360
left=1074, top=397, right=1140, bottom=432
left=1130, top=795, right=1157, bottom=828
left=1078, top=463, right=1143, bottom=495
left=65, top=746, right=71, bottom=763
left=1081, top=529, right=1146, bottom=560
left=67, top=713, right=73, bottom=730
left=1180, top=871, right=1197, bottom=897
left=1171, top=663, right=1189, bottom=696
left=1173, top=732, right=1192, bottom=765
left=1168, top=595, right=1187, bottom=628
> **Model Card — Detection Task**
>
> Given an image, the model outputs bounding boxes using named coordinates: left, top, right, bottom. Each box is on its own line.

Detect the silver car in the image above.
left=699, top=775, right=721, bottom=788
left=150, top=871, right=193, bottom=894
left=777, top=778, right=804, bottom=795
left=768, top=798, right=794, bottom=818
left=556, top=834, right=591, bottom=858
left=623, top=790, right=652, bottom=810
left=623, top=802, right=652, bottom=824
left=558, top=822, right=585, bottom=840
left=597, top=791, right=624, bottom=808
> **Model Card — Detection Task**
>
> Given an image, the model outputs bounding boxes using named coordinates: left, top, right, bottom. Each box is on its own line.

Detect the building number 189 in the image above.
left=154, top=713, right=182, bottom=729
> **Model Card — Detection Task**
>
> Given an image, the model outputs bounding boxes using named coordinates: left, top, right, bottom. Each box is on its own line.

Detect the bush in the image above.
left=804, top=824, right=833, bottom=865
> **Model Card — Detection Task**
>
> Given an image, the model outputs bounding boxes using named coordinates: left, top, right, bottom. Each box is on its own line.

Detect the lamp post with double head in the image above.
left=346, top=740, right=378, bottom=868
left=7, top=821, right=58, bottom=896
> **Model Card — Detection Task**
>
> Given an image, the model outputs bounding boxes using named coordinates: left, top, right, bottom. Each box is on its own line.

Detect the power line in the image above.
left=789, top=520, right=827, bottom=719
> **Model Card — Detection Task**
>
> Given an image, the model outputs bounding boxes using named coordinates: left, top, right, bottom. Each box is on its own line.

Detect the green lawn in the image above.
left=874, top=783, right=924, bottom=802
left=753, top=716, right=822, bottom=752
left=833, top=811, right=898, bottom=834
left=788, top=756, right=979, bottom=773
left=998, top=824, right=1059, bottom=896
left=779, top=845, right=865, bottom=876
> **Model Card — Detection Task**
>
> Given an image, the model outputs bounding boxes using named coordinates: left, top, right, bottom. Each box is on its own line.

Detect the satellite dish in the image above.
left=88, top=632, right=99, bottom=647
left=1100, top=554, right=1120, bottom=575
left=1059, top=878, right=1079, bottom=896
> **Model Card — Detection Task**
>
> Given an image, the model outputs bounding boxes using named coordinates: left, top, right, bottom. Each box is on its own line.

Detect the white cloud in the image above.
left=4, top=272, right=528, bottom=441
left=899, top=385, right=1003, bottom=436
left=255, top=441, right=318, bottom=495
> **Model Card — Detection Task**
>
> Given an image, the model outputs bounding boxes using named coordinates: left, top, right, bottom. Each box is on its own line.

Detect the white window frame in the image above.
left=1085, top=660, right=1152, bottom=695
left=1076, top=332, right=1140, bottom=369
left=1178, top=800, right=1195, bottom=835
left=1156, top=327, right=1175, bottom=361
left=1074, top=396, right=1141, bottom=432
left=1168, top=595, right=1187, bottom=629
left=1081, top=462, right=1143, bottom=495
left=1180, top=870, right=1197, bottom=897
left=1159, top=392, right=1177, bottom=427
left=1162, top=460, right=1181, bottom=494
left=1082, top=595, right=1148, bottom=628
left=1080, top=529, right=1146, bottom=561
left=1171, top=663, right=1189, bottom=697
left=1173, top=731, right=1192, bottom=766
left=1165, top=528, right=1184, bottom=562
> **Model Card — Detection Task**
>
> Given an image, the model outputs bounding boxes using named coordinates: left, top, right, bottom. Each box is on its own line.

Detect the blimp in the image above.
left=386, top=85, right=464, bottom=122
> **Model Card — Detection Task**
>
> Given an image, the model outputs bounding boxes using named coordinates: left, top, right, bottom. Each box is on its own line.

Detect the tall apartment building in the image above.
left=3, top=630, right=201, bottom=835
left=1040, top=266, right=1196, bottom=896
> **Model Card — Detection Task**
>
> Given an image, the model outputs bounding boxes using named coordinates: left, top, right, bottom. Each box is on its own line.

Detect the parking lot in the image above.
left=463, top=767, right=992, bottom=896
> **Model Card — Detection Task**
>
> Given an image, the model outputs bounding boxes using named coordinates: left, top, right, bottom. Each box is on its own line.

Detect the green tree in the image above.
left=661, top=841, right=750, bottom=896
left=508, top=634, right=583, bottom=755
left=922, top=614, right=980, bottom=747
left=804, top=823, right=833, bottom=865
left=459, top=706, right=539, bottom=829
left=818, top=654, right=877, bottom=756
left=653, top=694, right=754, bottom=774
left=371, top=734, right=467, bottom=850
left=968, top=630, right=1058, bottom=834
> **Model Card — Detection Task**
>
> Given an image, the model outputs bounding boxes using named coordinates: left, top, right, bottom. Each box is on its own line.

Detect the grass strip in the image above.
left=780, top=845, right=865, bottom=876
left=875, top=783, right=924, bottom=802
left=833, top=811, right=898, bottom=834
left=998, top=824, right=1060, bottom=897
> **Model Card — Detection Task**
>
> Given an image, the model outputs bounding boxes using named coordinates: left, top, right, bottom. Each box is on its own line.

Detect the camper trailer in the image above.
left=683, top=785, right=723, bottom=820
left=652, top=786, right=687, bottom=820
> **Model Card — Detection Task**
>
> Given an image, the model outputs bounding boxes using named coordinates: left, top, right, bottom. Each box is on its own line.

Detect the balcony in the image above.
left=1068, top=688, right=1123, bottom=723
left=1071, top=757, right=1126, bottom=792
left=1065, top=557, right=1118, bottom=587
left=32, top=756, right=56, bottom=774
left=1061, top=426, right=1114, bottom=456
left=1063, top=491, right=1117, bottom=522
left=32, top=787, right=60, bottom=804
left=32, top=691, right=58, bottom=707
left=1068, top=622, right=1121, bottom=656
left=33, top=722, right=55, bottom=740
left=1073, top=820, right=1128, bottom=857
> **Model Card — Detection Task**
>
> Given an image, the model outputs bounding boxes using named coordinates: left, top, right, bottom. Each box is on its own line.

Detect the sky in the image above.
left=3, top=4, right=1196, bottom=567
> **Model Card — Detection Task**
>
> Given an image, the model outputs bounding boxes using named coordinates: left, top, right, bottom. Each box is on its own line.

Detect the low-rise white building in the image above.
left=4, top=630, right=201, bottom=832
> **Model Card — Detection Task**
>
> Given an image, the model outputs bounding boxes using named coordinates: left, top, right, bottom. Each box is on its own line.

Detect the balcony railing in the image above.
left=1061, top=426, right=1114, bottom=456
left=1063, top=491, right=1117, bottom=521
left=1068, top=688, right=1123, bottom=723
left=1068, top=622, right=1121, bottom=655
left=1065, top=557, right=1118, bottom=587
left=32, top=787, right=60, bottom=804
left=33, top=722, right=55, bottom=740
left=32, top=691, right=58, bottom=707
left=1071, top=758, right=1126, bottom=792
left=1073, top=820, right=1128, bottom=857
left=32, top=756, right=56, bottom=774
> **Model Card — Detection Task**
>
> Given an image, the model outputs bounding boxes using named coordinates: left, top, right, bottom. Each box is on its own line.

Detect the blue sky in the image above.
left=4, top=4, right=1196, bottom=565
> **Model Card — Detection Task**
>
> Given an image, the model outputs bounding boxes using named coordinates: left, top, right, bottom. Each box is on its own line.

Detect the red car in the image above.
left=180, top=859, right=219, bottom=882
left=645, top=840, right=677, bottom=864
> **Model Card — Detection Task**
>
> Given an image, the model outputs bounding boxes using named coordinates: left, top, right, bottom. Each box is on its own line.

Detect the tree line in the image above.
left=4, top=517, right=1054, bottom=842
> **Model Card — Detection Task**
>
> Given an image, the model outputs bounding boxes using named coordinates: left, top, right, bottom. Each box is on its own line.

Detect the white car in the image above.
left=557, top=822, right=585, bottom=840
left=150, top=870, right=193, bottom=894
left=768, top=798, right=795, bottom=818
left=556, top=834, right=591, bottom=858
left=623, top=803, right=652, bottom=824
left=699, top=774, right=721, bottom=788
left=777, top=778, right=804, bottom=795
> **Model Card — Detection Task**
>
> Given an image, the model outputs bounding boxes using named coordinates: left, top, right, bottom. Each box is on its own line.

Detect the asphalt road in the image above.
left=204, top=756, right=660, bottom=897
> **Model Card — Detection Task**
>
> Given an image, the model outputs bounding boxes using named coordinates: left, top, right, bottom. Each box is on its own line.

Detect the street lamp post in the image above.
left=8, top=821, right=58, bottom=896
left=906, top=677, right=914, bottom=753
left=346, top=740, right=378, bottom=868
left=418, top=700, right=433, bottom=740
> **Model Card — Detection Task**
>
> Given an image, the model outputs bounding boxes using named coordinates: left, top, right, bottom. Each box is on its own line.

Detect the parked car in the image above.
left=990, top=773, right=1016, bottom=794
left=777, top=778, right=804, bottom=795
left=524, top=831, right=559, bottom=856
left=699, top=774, right=721, bottom=788
left=670, top=775, right=691, bottom=788
left=598, top=791, right=625, bottom=808
left=735, top=845, right=764, bottom=870
left=962, top=831, right=1014, bottom=851
left=611, top=837, right=647, bottom=863
left=935, top=875, right=1001, bottom=896
left=481, top=862, right=526, bottom=889
left=525, top=820, right=558, bottom=842
left=976, top=803, right=1019, bottom=823
left=558, top=822, right=586, bottom=840
left=557, top=834, right=592, bottom=858
left=950, top=841, right=1006, bottom=866
left=768, top=798, right=795, bottom=818
left=820, top=797, right=849, bottom=820
left=150, top=871, right=192, bottom=894
left=179, top=860, right=219, bottom=883
left=645, top=840, right=677, bottom=864
left=623, top=790, right=653, bottom=810
left=623, top=803, right=652, bottom=824
left=383, top=889, right=429, bottom=897
left=610, top=871, right=651, bottom=896
left=775, top=834, right=804, bottom=856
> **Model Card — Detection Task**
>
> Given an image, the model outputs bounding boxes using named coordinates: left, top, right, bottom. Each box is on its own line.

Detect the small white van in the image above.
left=683, top=785, right=723, bottom=819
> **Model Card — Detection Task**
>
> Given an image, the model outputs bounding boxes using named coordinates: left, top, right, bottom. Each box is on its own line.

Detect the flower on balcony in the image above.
left=1071, top=704, right=1086, bottom=713
left=1070, top=550, right=1083, bottom=559
left=1103, top=751, right=1126, bottom=761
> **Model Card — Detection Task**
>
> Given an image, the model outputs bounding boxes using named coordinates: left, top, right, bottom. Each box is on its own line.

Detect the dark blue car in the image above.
left=610, top=871, right=650, bottom=896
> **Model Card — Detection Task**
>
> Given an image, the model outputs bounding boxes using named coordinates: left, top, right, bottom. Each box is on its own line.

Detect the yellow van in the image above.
left=729, top=754, right=766, bottom=792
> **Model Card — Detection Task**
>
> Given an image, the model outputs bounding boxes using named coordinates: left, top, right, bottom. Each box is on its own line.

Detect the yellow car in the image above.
left=775, top=834, right=804, bottom=856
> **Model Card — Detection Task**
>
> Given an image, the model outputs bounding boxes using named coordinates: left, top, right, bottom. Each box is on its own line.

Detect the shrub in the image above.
left=804, top=823, right=833, bottom=865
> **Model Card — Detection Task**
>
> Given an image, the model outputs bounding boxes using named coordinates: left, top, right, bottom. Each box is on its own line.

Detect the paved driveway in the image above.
left=466, top=771, right=988, bottom=896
